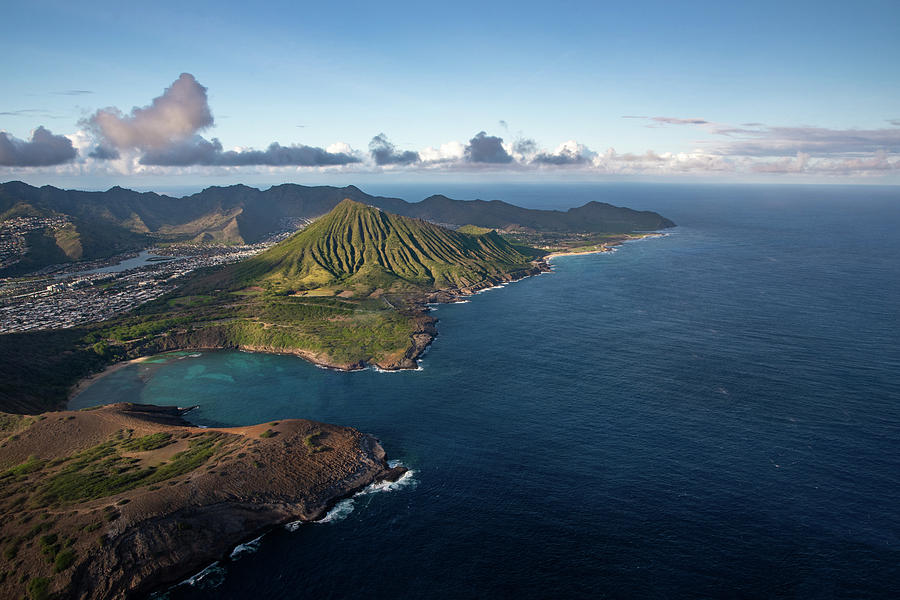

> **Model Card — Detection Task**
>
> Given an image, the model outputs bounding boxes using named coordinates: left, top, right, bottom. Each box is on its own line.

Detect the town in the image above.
left=0, top=224, right=308, bottom=334
left=0, top=215, right=73, bottom=270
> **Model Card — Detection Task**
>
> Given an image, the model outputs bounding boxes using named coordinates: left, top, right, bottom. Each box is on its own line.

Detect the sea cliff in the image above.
left=0, top=403, right=405, bottom=600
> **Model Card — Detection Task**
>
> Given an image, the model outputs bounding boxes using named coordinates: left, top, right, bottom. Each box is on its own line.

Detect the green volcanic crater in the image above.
left=205, top=199, right=536, bottom=294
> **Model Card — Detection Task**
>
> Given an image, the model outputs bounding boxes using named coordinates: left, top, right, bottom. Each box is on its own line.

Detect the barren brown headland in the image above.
left=0, top=403, right=405, bottom=600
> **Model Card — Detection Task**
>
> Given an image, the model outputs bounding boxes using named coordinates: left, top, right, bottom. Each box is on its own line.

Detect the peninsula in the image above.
left=0, top=187, right=674, bottom=599
left=1, top=193, right=675, bottom=414
left=0, top=402, right=406, bottom=600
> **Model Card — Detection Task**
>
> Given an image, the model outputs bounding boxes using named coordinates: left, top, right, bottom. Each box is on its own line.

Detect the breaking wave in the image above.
left=285, top=461, right=416, bottom=531
left=229, top=534, right=264, bottom=560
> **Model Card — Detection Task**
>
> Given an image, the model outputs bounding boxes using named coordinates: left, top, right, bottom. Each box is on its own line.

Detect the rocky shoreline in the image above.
left=67, top=262, right=550, bottom=400
left=68, top=234, right=669, bottom=397
left=0, top=403, right=406, bottom=600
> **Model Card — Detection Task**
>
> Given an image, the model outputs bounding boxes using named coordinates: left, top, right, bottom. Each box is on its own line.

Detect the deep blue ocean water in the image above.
left=71, top=184, right=900, bottom=599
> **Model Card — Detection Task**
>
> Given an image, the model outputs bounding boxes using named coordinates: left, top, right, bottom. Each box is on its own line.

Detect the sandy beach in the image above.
left=67, top=356, right=151, bottom=402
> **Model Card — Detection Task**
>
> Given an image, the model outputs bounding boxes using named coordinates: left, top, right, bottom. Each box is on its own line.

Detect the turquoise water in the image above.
left=72, top=184, right=900, bottom=599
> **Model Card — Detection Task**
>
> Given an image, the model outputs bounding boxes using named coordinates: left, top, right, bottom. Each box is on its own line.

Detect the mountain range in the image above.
left=0, top=181, right=674, bottom=275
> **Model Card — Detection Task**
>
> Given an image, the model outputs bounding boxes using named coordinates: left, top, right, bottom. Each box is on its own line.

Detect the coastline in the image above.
left=136, top=428, right=408, bottom=599
left=67, top=355, right=151, bottom=401
left=65, top=268, right=544, bottom=403
left=66, top=233, right=668, bottom=402
left=0, top=401, right=407, bottom=600
left=544, top=232, right=665, bottom=261
left=544, top=247, right=611, bottom=261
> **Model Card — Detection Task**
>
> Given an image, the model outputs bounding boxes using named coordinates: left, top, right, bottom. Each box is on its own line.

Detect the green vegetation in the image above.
left=2, top=456, right=45, bottom=479
left=101, top=316, right=193, bottom=342
left=40, top=533, right=60, bottom=562
left=259, top=429, right=276, bottom=439
left=26, top=576, right=50, bottom=600
left=33, top=433, right=224, bottom=506
left=0, top=413, right=34, bottom=434
left=0, top=198, right=669, bottom=415
left=209, top=199, right=533, bottom=294
left=53, top=548, right=76, bottom=572
left=456, top=224, right=494, bottom=235
left=3, top=542, right=19, bottom=560
left=120, top=432, right=173, bottom=451
left=0, top=180, right=673, bottom=276
left=0, top=328, right=108, bottom=414
left=303, top=430, right=328, bottom=454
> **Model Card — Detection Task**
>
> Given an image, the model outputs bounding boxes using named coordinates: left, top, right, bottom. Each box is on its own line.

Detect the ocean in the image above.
left=71, top=183, right=900, bottom=599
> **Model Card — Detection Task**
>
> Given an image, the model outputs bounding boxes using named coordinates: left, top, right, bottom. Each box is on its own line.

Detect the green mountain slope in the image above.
left=0, top=199, right=557, bottom=407
left=211, top=199, right=535, bottom=293
left=0, top=181, right=675, bottom=275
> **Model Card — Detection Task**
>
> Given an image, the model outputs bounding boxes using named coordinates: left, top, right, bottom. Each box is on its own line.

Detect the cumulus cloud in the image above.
left=465, top=131, right=513, bottom=163
left=533, top=140, right=595, bottom=165
left=78, top=73, right=359, bottom=168
left=86, top=73, right=213, bottom=151
left=138, top=136, right=359, bottom=166
left=419, top=141, right=465, bottom=164
left=512, top=138, right=538, bottom=157
left=0, top=126, right=77, bottom=166
left=752, top=152, right=810, bottom=173
left=368, top=133, right=419, bottom=165
left=615, top=150, right=666, bottom=163
left=11, top=71, right=892, bottom=179
left=138, top=136, right=221, bottom=166
left=88, top=145, right=120, bottom=160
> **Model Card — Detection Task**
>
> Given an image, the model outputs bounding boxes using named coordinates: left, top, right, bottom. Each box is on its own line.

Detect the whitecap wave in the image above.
left=357, top=462, right=417, bottom=495
left=284, top=461, right=416, bottom=531
left=229, top=534, right=264, bottom=559
left=180, top=562, right=226, bottom=589
left=474, top=283, right=507, bottom=294
left=284, top=497, right=356, bottom=531
left=370, top=364, right=424, bottom=374
left=315, top=498, right=357, bottom=524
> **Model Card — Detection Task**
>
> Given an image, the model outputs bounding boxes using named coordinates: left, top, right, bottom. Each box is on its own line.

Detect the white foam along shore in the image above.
left=284, top=461, right=416, bottom=531
left=229, top=534, right=264, bottom=559
left=78, top=232, right=668, bottom=395
left=371, top=363, right=424, bottom=373
left=545, top=231, right=668, bottom=262
left=166, top=561, right=227, bottom=593
left=162, top=462, right=416, bottom=596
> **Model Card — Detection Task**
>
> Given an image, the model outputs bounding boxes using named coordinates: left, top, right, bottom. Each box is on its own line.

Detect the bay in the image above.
left=72, top=184, right=900, bottom=599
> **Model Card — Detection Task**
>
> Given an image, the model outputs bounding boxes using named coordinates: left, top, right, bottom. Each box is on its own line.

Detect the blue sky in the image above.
left=2, top=0, right=899, bottom=188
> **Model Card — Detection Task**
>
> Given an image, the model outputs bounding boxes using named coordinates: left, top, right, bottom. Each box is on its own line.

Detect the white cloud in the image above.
left=326, top=141, right=355, bottom=156
left=86, top=73, right=213, bottom=151
left=419, top=141, right=465, bottom=163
